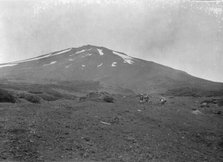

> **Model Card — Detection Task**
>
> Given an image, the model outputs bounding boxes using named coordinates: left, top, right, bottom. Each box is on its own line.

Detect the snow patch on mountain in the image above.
left=97, top=49, right=104, bottom=56
left=111, top=62, right=117, bottom=67
left=76, top=50, right=85, bottom=54
left=9, top=49, right=71, bottom=64
left=81, top=53, right=92, bottom=58
left=112, top=51, right=134, bottom=64
left=97, top=63, right=103, bottom=67
left=43, top=61, right=57, bottom=66
left=0, top=63, right=18, bottom=68
left=12, top=48, right=71, bottom=64
left=50, top=61, right=57, bottom=64
left=52, top=48, right=71, bottom=56
left=10, top=54, right=52, bottom=64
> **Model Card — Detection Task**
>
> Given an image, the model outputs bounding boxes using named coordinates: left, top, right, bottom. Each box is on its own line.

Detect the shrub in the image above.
left=103, top=96, right=114, bottom=103
left=45, top=90, right=64, bottom=99
left=218, top=99, right=223, bottom=107
left=37, top=94, right=59, bottom=101
left=28, top=90, right=43, bottom=94
left=24, top=95, right=41, bottom=104
left=79, top=96, right=87, bottom=102
left=18, top=93, right=41, bottom=104
left=0, top=89, right=17, bottom=103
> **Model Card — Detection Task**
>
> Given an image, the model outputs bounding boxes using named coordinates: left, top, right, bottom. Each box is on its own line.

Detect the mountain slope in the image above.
left=0, top=45, right=223, bottom=94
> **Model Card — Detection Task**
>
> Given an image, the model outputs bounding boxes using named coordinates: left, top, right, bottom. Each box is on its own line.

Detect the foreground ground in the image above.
left=0, top=94, right=223, bottom=162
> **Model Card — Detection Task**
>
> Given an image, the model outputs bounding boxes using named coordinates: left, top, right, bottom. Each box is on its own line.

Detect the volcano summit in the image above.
left=0, top=45, right=223, bottom=95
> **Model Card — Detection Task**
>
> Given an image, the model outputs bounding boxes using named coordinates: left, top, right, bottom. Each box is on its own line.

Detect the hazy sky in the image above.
left=0, top=0, right=223, bottom=82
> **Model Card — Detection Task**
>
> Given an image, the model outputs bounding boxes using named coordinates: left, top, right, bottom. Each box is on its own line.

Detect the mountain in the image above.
left=0, top=45, right=223, bottom=95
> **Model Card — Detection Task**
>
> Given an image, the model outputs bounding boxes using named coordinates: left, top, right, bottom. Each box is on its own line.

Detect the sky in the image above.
left=0, top=0, right=223, bottom=82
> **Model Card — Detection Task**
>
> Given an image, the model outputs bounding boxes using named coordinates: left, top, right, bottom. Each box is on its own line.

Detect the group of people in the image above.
left=139, top=94, right=150, bottom=103
left=139, top=94, right=167, bottom=105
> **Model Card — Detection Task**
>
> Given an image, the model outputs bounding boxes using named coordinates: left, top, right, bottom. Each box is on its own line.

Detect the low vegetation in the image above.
left=0, top=88, right=17, bottom=103
left=37, top=93, right=60, bottom=101
left=166, top=87, right=223, bottom=97
left=17, top=92, right=41, bottom=104
left=103, top=95, right=114, bottom=103
left=79, top=92, right=114, bottom=103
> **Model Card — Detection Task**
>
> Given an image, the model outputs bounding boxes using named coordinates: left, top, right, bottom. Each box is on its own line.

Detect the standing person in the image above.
left=139, top=94, right=144, bottom=103
left=144, top=94, right=149, bottom=103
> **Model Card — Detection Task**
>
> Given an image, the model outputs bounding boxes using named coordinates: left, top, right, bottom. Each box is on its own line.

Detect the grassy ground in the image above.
left=0, top=94, right=222, bottom=162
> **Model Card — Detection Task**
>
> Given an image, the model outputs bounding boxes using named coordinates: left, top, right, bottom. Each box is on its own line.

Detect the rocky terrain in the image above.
left=0, top=81, right=222, bottom=162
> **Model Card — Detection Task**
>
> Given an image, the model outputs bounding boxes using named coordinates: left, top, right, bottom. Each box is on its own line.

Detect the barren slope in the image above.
left=0, top=45, right=222, bottom=94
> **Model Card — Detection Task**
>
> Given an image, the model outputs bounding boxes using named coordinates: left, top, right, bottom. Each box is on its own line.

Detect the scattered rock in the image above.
left=111, top=116, right=120, bottom=124
left=103, top=95, right=114, bottom=103
left=81, top=137, right=90, bottom=142
left=100, top=121, right=111, bottom=125
left=200, top=102, right=208, bottom=108
left=79, top=96, right=87, bottom=102
left=192, top=109, right=202, bottom=115
left=126, top=136, right=137, bottom=143
left=215, top=111, right=222, bottom=115
left=200, top=98, right=222, bottom=107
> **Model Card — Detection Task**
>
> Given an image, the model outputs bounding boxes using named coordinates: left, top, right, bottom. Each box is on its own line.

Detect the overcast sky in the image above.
left=0, top=0, right=223, bottom=82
